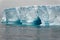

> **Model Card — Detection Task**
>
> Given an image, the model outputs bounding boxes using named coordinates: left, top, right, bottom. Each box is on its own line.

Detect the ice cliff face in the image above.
left=1, top=6, right=60, bottom=26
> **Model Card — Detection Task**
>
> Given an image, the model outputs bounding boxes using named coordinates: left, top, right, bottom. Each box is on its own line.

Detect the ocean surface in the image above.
left=0, top=24, right=60, bottom=40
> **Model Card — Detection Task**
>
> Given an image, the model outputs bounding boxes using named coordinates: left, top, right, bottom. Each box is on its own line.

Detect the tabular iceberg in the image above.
left=1, top=6, right=60, bottom=26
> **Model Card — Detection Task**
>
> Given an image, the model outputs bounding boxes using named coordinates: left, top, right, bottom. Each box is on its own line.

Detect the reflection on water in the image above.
left=2, top=25, right=60, bottom=40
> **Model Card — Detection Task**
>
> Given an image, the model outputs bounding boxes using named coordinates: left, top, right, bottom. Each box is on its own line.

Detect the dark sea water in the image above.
left=0, top=25, right=60, bottom=40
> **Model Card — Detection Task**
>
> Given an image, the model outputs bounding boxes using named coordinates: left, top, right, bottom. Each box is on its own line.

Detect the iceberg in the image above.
left=1, top=6, right=60, bottom=26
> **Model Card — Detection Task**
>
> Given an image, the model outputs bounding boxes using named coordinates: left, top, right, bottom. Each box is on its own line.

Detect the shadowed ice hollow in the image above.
left=18, top=6, right=41, bottom=25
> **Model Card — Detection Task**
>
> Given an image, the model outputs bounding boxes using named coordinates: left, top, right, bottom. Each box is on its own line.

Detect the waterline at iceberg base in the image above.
left=1, top=5, right=60, bottom=26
